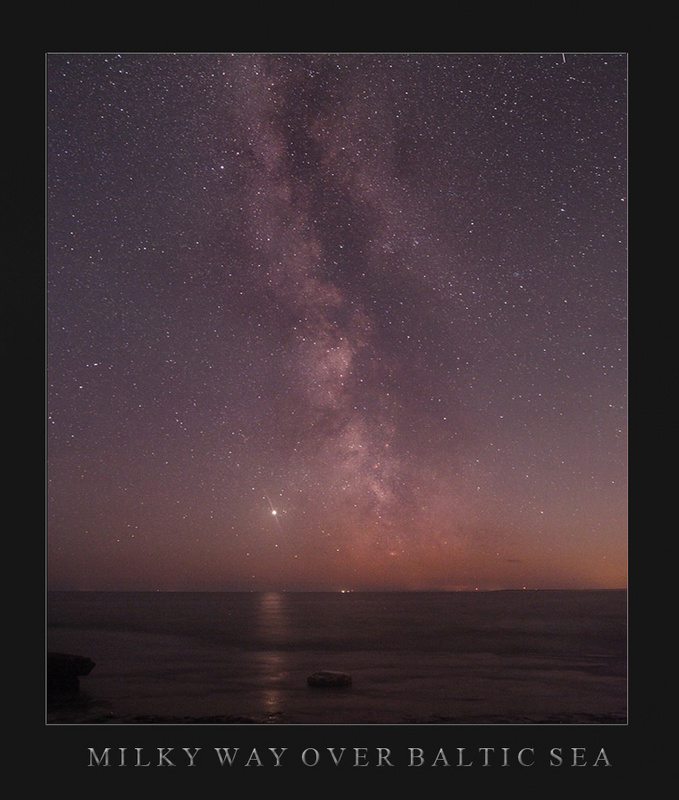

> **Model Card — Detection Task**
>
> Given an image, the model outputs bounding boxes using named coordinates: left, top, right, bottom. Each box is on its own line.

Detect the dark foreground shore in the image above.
left=48, top=711, right=627, bottom=725
left=47, top=690, right=626, bottom=726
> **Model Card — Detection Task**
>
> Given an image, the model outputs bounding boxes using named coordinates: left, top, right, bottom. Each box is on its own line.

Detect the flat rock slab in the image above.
left=307, top=670, right=352, bottom=688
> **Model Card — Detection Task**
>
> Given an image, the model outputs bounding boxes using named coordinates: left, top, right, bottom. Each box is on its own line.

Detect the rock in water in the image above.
left=47, top=653, right=96, bottom=692
left=307, top=670, right=352, bottom=688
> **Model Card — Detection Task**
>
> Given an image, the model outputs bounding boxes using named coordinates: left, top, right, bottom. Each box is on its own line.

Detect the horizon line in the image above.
left=46, top=586, right=627, bottom=593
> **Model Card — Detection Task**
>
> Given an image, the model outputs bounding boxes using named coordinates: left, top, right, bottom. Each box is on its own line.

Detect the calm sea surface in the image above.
left=46, top=590, right=627, bottom=725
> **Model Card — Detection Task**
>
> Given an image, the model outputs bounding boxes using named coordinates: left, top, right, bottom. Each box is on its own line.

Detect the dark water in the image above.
left=46, top=590, right=626, bottom=725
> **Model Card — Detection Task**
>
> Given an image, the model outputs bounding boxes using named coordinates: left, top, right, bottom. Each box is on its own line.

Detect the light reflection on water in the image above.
left=255, top=591, right=290, bottom=644
left=254, top=592, right=290, bottom=716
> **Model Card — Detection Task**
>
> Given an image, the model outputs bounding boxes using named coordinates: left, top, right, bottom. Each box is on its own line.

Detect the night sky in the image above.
left=46, top=53, right=627, bottom=592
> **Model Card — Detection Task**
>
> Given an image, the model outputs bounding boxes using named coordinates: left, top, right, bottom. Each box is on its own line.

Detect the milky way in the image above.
left=47, top=53, right=627, bottom=590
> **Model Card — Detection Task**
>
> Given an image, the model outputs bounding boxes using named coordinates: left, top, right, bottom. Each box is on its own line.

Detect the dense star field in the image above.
left=46, top=53, right=627, bottom=591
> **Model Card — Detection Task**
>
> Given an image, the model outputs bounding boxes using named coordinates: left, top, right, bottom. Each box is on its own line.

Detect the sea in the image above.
left=46, top=589, right=627, bottom=725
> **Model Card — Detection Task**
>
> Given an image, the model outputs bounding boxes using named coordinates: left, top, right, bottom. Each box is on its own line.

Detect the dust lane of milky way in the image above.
left=46, top=53, right=627, bottom=591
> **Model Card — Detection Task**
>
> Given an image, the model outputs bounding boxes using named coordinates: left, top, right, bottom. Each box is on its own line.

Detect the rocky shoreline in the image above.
left=46, top=651, right=626, bottom=726
left=46, top=707, right=627, bottom=725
